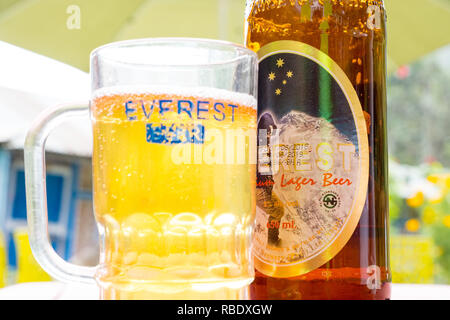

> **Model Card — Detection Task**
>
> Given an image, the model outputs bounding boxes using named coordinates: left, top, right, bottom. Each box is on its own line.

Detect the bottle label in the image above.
left=254, top=41, right=369, bottom=278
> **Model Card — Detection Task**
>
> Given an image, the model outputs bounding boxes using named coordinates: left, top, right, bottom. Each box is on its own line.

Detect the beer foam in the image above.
left=92, top=85, right=257, bottom=109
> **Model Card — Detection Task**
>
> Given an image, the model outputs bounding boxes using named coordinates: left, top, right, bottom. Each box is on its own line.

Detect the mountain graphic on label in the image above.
left=255, top=110, right=360, bottom=265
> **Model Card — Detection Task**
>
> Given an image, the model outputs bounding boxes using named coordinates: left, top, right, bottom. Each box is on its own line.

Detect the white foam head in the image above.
left=92, top=85, right=257, bottom=109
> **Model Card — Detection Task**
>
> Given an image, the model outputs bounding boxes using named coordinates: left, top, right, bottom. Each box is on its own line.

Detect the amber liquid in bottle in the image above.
left=246, top=0, right=390, bottom=300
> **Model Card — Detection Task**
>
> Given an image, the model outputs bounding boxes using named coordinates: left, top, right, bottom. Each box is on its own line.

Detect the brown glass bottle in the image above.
left=245, top=0, right=390, bottom=300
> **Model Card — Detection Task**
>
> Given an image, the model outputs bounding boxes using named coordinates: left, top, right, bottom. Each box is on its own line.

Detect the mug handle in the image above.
left=24, top=103, right=96, bottom=284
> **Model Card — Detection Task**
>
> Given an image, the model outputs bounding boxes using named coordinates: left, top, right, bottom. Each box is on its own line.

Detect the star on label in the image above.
left=287, top=70, right=294, bottom=78
left=276, top=58, right=285, bottom=68
left=268, top=72, right=276, bottom=81
left=275, top=88, right=282, bottom=96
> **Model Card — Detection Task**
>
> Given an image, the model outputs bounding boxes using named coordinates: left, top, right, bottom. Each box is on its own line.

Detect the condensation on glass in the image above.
left=24, top=38, right=258, bottom=300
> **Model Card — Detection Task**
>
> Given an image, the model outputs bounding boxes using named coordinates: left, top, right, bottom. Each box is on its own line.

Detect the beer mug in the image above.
left=24, top=39, right=258, bottom=299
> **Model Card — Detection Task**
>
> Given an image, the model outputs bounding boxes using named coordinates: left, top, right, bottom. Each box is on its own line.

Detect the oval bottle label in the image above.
left=254, top=41, right=369, bottom=278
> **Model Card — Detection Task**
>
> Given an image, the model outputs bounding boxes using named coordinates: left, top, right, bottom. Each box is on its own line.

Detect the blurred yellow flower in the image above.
left=405, top=219, right=421, bottom=232
left=0, top=232, right=6, bottom=288
left=390, top=235, right=434, bottom=284
left=407, top=191, right=424, bottom=208
left=443, top=216, right=450, bottom=229
left=427, top=173, right=450, bottom=190
left=427, top=175, right=439, bottom=184
left=422, top=206, right=437, bottom=225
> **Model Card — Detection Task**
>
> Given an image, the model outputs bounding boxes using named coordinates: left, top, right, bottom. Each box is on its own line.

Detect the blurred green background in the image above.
left=388, top=53, right=450, bottom=284
left=0, top=0, right=449, bottom=72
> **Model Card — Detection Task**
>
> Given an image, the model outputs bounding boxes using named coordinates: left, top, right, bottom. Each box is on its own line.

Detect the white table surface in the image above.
left=0, top=282, right=449, bottom=300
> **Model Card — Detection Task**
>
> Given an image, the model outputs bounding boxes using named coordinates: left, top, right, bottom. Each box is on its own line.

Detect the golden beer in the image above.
left=91, top=87, right=257, bottom=299
left=25, top=39, right=258, bottom=300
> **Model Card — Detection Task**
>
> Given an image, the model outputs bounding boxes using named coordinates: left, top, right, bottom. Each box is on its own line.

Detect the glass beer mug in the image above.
left=24, top=39, right=258, bottom=300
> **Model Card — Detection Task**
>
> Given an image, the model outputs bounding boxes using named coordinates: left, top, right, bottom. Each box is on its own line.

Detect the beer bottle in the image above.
left=246, top=0, right=390, bottom=299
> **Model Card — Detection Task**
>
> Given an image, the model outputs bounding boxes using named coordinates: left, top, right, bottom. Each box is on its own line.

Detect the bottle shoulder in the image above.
left=245, top=1, right=386, bottom=30
left=246, top=0, right=385, bottom=16
left=245, top=0, right=386, bottom=49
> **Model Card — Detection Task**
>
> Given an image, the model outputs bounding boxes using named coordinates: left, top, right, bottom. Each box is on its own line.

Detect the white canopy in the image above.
left=0, top=41, right=92, bottom=157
